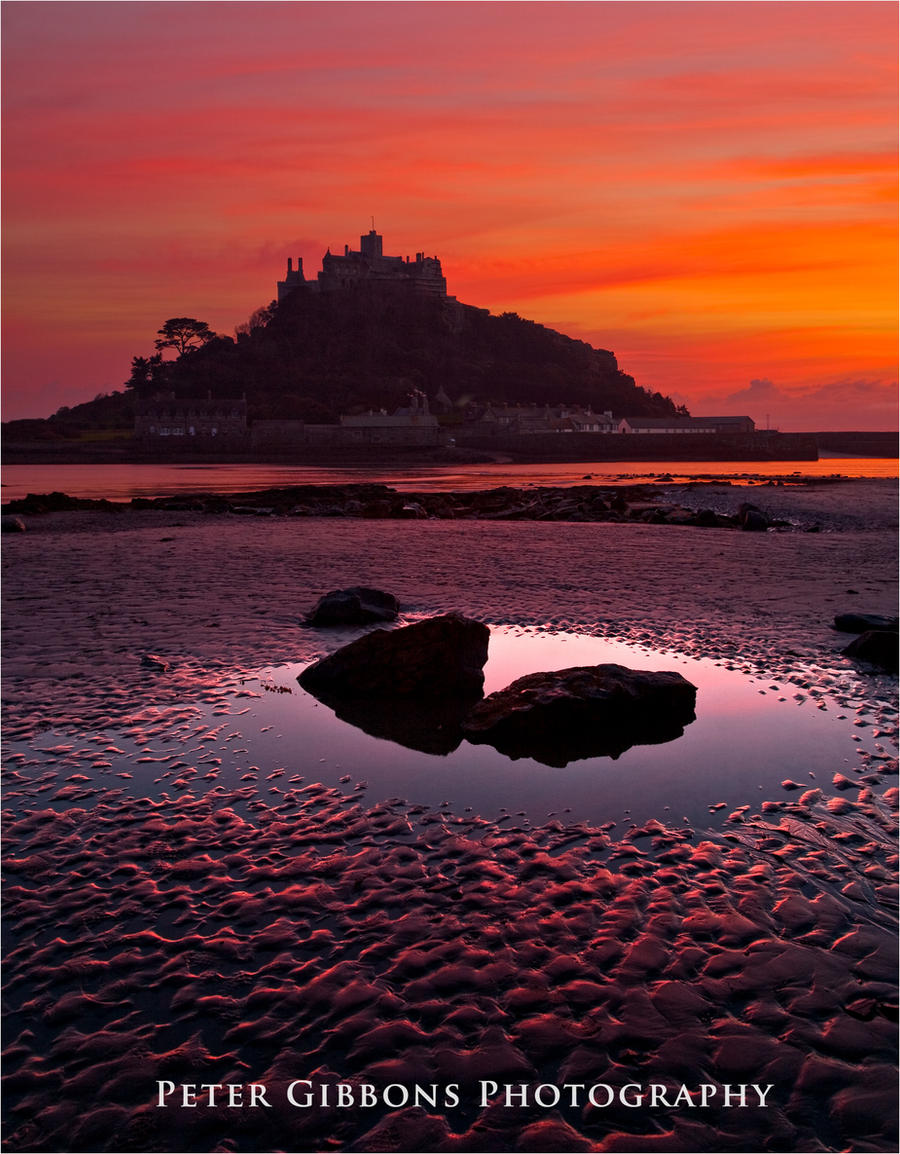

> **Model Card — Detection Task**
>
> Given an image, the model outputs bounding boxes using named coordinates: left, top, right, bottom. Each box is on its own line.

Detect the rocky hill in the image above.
left=4, top=281, right=683, bottom=443
left=138, top=284, right=681, bottom=423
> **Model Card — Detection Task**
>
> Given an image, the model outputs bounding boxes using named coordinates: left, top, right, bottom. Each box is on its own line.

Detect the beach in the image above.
left=2, top=476, right=898, bottom=1152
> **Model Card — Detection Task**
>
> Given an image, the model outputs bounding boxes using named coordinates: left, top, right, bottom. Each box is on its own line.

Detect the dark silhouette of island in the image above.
left=3, top=227, right=850, bottom=462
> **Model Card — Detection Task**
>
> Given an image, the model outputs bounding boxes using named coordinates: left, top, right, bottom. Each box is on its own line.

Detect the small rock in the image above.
left=140, top=654, right=169, bottom=672
left=305, top=586, right=399, bottom=627
left=834, top=613, right=899, bottom=634
left=1, top=515, right=26, bottom=533
left=738, top=502, right=769, bottom=531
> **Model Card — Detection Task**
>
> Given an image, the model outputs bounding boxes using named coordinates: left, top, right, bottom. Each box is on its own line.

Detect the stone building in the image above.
left=277, top=229, right=448, bottom=302
left=134, top=394, right=249, bottom=446
left=618, top=415, right=756, bottom=434
left=250, top=393, right=445, bottom=452
left=467, top=403, right=617, bottom=436
left=276, top=257, right=308, bottom=302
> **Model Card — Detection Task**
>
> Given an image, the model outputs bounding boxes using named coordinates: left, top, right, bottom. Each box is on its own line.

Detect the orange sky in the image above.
left=2, top=1, right=897, bottom=429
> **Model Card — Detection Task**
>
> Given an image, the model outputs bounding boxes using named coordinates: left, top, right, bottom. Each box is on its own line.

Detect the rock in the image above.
left=140, top=654, right=169, bottom=672
left=361, top=500, right=394, bottom=518
left=842, top=630, right=898, bottom=673
left=462, top=664, right=697, bottom=767
left=738, top=502, right=769, bottom=531
left=305, top=586, right=399, bottom=627
left=297, top=613, right=491, bottom=753
left=1, top=515, right=26, bottom=533
left=834, top=613, right=899, bottom=634
left=298, top=613, right=490, bottom=699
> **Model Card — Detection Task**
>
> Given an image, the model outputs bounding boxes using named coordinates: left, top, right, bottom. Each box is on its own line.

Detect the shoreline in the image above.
left=4, top=474, right=898, bottom=531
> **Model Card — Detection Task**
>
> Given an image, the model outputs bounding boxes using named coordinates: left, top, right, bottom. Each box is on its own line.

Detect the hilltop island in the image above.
left=4, top=228, right=818, bottom=464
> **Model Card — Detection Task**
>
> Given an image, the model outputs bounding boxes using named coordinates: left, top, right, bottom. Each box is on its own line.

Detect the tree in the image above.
left=154, top=317, right=217, bottom=357
left=235, top=301, right=277, bottom=340
left=126, top=353, right=165, bottom=391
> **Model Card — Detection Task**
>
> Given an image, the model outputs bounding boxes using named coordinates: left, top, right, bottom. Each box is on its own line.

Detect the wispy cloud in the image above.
left=2, top=1, right=896, bottom=422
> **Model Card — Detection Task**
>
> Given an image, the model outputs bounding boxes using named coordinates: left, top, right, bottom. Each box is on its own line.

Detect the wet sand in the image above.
left=2, top=477, right=898, bottom=1152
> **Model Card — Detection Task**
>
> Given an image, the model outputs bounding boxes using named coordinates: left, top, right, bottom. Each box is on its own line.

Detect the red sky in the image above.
left=2, top=1, right=897, bottom=429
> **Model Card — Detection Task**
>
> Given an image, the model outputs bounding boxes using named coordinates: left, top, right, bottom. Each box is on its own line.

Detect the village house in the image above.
left=466, top=403, right=617, bottom=436
left=618, top=415, right=756, bottom=435
left=134, top=394, right=249, bottom=445
left=250, top=390, right=445, bottom=451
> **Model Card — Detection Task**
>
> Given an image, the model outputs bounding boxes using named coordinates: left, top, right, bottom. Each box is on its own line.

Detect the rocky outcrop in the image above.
left=462, top=664, right=697, bottom=766
left=4, top=492, right=121, bottom=514
left=3, top=482, right=798, bottom=532
left=305, top=587, right=399, bottom=627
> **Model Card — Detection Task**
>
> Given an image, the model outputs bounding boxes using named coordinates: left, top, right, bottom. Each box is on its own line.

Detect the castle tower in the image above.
left=359, top=230, right=383, bottom=260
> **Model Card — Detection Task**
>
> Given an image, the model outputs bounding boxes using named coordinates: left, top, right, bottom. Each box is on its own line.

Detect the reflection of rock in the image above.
left=842, top=631, right=898, bottom=673
left=303, top=691, right=473, bottom=755
left=835, top=613, right=899, bottom=634
left=306, top=586, right=399, bottom=626
left=462, top=664, right=697, bottom=767
left=298, top=613, right=490, bottom=754
left=298, top=613, right=490, bottom=699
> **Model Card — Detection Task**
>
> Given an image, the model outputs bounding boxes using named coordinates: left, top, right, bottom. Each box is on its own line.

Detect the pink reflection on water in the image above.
left=2, top=457, right=897, bottom=502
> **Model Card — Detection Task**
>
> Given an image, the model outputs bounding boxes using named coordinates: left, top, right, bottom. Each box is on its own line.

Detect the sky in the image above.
left=2, top=1, right=897, bottom=430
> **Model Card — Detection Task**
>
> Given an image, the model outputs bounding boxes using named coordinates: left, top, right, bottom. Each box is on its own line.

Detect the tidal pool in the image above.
left=9, top=627, right=892, bottom=831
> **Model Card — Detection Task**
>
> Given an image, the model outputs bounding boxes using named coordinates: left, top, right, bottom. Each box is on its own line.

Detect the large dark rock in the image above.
left=298, top=613, right=490, bottom=698
left=305, top=586, right=399, bottom=626
left=834, top=613, right=899, bottom=634
left=462, top=664, right=697, bottom=767
left=842, top=631, right=898, bottom=673
left=297, top=613, right=491, bottom=754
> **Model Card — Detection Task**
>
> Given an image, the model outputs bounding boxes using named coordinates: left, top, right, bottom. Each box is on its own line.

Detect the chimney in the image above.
left=287, top=257, right=293, bottom=273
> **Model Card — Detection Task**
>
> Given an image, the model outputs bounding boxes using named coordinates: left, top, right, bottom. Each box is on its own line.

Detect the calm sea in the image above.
left=1, top=456, right=896, bottom=503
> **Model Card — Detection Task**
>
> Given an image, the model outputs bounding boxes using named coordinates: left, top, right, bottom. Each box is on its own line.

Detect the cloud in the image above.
left=702, top=376, right=898, bottom=432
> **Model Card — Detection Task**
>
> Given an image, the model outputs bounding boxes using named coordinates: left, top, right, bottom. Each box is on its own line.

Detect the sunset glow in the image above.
left=2, top=0, right=897, bottom=428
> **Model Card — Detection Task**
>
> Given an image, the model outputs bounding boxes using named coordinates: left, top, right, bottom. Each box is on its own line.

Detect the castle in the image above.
left=277, top=229, right=448, bottom=302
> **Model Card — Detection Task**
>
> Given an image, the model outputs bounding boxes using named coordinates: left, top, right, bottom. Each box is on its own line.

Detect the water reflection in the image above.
left=249, top=629, right=887, bottom=826
left=2, top=458, right=895, bottom=502
left=5, top=629, right=893, bottom=829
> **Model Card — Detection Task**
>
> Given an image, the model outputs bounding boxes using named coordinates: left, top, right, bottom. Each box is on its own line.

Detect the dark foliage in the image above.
left=4, top=286, right=682, bottom=438
left=159, top=284, right=681, bottom=421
